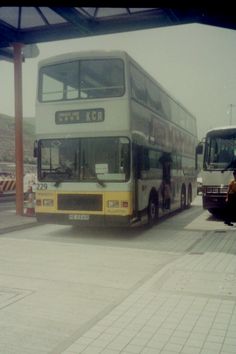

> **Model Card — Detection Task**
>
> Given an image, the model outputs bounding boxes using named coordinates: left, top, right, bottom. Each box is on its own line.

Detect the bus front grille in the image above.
left=58, top=194, right=103, bottom=211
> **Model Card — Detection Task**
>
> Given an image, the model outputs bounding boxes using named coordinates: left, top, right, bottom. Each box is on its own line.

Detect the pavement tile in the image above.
left=81, top=346, right=103, bottom=354
left=228, top=324, right=236, bottom=331
left=83, top=330, right=102, bottom=339
left=161, top=351, right=181, bottom=354
left=224, top=336, right=236, bottom=345
left=208, top=328, right=226, bottom=337
left=185, top=338, right=205, bottom=348
left=106, top=335, right=132, bottom=351
left=103, top=327, right=123, bottom=336
left=169, top=336, right=186, bottom=345
left=123, top=343, right=143, bottom=353
left=206, top=334, right=225, bottom=343
left=162, top=342, right=183, bottom=352
left=202, top=341, right=223, bottom=351
left=200, top=350, right=219, bottom=354
left=172, top=330, right=190, bottom=339
left=92, top=334, right=114, bottom=348
left=221, top=344, right=236, bottom=353
left=63, top=342, right=88, bottom=353
left=180, top=345, right=201, bottom=354
left=69, top=337, right=92, bottom=347
left=141, top=347, right=162, bottom=353
left=147, top=338, right=167, bottom=350
left=129, top=336, right=149, bottom=347
left=100, top=350, right=120, bottom=354
left=133, top=330, right=154, bottom=341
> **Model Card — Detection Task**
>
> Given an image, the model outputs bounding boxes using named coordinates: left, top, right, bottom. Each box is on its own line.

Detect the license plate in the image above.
left=69, top=214, right=90, bottom=221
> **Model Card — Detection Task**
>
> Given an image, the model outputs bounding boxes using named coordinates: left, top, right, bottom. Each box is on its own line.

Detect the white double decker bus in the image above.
left=198, top=125, right=236, bottom=215
left=34, top=50, right=198, bottom=227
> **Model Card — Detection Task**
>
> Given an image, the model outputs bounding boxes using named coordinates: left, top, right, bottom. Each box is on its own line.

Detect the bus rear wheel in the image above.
left=180, top=186, right=186, bottom=209
left=208, top=208, right=224, bottom=217
left=147, top=194, right=158, bottom=226
left=187, top=184, right=192, bottom=208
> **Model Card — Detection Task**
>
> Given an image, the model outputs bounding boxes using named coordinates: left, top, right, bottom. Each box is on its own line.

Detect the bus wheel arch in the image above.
left=180, top=184, right=186, bottom=209
left=147, top=189, right=159, bottom=226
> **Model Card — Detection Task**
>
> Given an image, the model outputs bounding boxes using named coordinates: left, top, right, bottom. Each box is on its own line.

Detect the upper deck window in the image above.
left=39, top=58, right=125, bottom=102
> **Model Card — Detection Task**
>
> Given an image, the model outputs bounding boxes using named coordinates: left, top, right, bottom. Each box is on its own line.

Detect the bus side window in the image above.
left=120, top=143, right=130, bottom=178
left=133, top=144, right=150, bottom=180
left=142, top=147, right=150, bottom=171
left=133, top=145, right=149, bottom=178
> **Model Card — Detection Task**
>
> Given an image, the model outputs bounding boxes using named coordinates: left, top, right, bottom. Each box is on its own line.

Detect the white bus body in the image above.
left=200, top=125, right=236, bottom=215
left=35, top=50, right=198, bottom=226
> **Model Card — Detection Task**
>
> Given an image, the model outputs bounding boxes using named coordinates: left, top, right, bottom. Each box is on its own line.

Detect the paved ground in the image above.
left=0, top=197, right=236, bottom=354
left=0, top=208, right=36, bottom=234
left=59, top=232, right=236, bottom=354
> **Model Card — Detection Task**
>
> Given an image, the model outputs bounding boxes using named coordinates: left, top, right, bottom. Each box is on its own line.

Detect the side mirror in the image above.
left=196, top=142, right=204, bottom=171
left=33, top=140, right=38, bottom=158
left=142, top=147, right=150, bottom=171
left=196, top=143, right=203, bottom=155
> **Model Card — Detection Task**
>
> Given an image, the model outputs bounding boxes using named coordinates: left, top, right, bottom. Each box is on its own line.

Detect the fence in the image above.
left=0, top=178, right=16, bottom=194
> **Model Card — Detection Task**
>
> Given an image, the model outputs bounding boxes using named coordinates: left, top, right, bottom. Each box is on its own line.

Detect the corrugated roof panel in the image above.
left=79, top=7, right=97, bottom=17
left=39, top=7, right=67, bottom=25
left=96, top=8, right=129, bottom=18
left=21, top=7, right=46, bottom=28
left=129, top=8, right=156, bottom=13
left=0, top=7, right=19, bottom=28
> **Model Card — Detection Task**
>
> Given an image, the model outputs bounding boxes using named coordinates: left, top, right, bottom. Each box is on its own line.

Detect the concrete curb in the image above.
left=0, top=221, right=39, bottom=235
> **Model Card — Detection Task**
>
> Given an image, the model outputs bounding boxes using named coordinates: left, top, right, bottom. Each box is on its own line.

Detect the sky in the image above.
left=1, top=22, right=236, bottom=140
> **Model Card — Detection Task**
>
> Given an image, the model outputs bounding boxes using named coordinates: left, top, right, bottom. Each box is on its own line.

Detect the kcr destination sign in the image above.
left=55, top=108, right=104, bottom=124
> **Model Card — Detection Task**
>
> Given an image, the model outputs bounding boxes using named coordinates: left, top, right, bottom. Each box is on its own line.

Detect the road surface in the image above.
left=0, top=195, right=236, bottom=354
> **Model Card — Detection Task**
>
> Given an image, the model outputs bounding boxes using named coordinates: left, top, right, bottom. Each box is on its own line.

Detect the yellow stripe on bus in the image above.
left=36, top=191, right=133, bottom=216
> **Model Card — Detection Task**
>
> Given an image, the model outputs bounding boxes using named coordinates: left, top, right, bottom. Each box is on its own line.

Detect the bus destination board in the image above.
left=55, top=108, right=104, bottom=124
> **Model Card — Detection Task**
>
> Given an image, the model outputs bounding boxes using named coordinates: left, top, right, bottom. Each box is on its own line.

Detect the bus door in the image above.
left=132, top=144, right=141, bottom=218
left=132, top=144, right=149, bottom=219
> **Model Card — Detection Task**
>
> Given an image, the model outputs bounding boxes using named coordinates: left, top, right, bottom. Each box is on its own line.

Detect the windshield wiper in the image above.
left=54, top=177, right=64, bottom=187
left=52, top=167, right=73, bottom=187
left=54, top=166, right=72, bottom=175
left=95, top=174, right=106, bottom=187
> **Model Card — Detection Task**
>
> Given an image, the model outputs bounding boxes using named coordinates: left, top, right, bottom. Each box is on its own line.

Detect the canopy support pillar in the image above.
left=13, top=42, right=24, bottom=216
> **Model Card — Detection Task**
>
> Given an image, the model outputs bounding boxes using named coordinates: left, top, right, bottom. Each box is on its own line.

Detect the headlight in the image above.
left=43, top=199, right=54, bottom=207
left=36, top=199, right=42, bottom=206
left=107, top=200, right=119, bottom=208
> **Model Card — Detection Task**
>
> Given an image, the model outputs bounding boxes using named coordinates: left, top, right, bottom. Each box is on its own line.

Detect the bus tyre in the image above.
left=187, top=185, right=192, bottom=208
left=180, top=186, right=186, bottom=210
left=147, top=194, right=158, bottom=226
left=208, top=208, right=222, bottom=217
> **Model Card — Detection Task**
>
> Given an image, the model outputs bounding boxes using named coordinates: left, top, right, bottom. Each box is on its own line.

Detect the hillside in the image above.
left=0, top=114, right=35, bottom=164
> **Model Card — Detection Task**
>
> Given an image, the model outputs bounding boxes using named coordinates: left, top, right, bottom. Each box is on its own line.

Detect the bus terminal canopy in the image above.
left=0, top=5, right=235, bottom=216
left=1, top=6, right=236, bottom=58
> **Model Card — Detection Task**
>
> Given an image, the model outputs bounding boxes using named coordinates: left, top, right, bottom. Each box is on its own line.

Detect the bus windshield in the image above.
left=39, top=58, right=125, bottom=101
left=204, top=132, right=236, bottom=170
left=38, top=137, right=130, bottom=183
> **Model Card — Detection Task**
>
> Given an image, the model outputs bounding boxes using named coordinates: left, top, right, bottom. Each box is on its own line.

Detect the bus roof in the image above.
left=38, top=50, right=128, bottom=67
left=206, top=125, right=236, bottom=135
